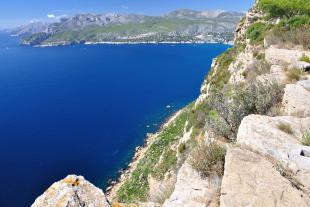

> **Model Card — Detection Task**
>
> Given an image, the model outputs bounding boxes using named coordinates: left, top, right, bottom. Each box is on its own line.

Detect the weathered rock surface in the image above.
left=265, top=47, right=310, bottom=70
left=282, top=82, right=310, bottom=117
left=256, top=64, right=287, bottom=84
left=32, top=175, right=110, bottom=207
left=221, top=147, right=310, bottom=207
left=237, top=115, right=310, bottom=193
left=162, top=162, right=220, bottom=207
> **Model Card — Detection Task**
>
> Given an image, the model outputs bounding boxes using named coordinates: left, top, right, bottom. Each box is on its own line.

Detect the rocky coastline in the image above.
left=105, top=110, right=183, bottom=202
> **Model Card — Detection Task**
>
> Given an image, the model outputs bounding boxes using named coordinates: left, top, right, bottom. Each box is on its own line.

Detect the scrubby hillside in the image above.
left=32, top=0, right=310, bottom=206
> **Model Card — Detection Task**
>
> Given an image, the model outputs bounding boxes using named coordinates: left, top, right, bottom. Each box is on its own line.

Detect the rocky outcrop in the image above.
left=236, top=115, right=310, bottom=194
left=32, top=175, right=110, bottom=207
left=162, top=162, right=220, bottom=207
left=265, top=47, right=310, bottom=70
left=282, top=81, right=310, bottom=117
left=221, top=147, right=310, bottom=207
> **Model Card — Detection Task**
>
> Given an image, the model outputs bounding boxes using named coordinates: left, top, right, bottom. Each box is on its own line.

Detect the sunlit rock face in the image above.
left=32, top=175, right=110, bottom=207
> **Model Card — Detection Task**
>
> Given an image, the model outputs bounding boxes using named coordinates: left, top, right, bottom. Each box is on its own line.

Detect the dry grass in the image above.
left=285, top=68, right=305, bottom=83
left=278, top=122, right=294, bottom=134
left=302, top=129, right=310, bottom=146
left=188, top=141, right=226, bottom=177
left=149, top=181, right=176, bottom=204
left=265, top=25, right=310, bottom=50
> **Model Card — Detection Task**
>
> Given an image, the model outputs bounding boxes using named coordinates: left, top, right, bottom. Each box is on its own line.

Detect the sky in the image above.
left=0, top=0, right=254, bottom=28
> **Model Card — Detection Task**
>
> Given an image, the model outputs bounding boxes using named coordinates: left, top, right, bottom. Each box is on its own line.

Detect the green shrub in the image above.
left=280, top=15, right=310, bottom=29
left=256, top=53, right=266, bottom=60
left=188, top=141, right=226, bottom=177
left=278, top=122, right=294, bottom=134
left=302, top=129, right=310, bottom=146
left=300, top=55, right=310, bottom=63
left=246, top=22, right=272, bottom=43
left=178, top=142, right=186, bottom=154
left=259, top=0, right=310, bottom=18
left=207, top=81, right=283, bottom=139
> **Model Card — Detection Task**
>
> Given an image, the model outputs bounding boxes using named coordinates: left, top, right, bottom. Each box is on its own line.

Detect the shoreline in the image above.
left=32, top=41, right=234, bottom=48
left=105, top=109, right=183, bottom=201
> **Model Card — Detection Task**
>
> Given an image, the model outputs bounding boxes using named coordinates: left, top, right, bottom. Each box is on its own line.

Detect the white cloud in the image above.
left=47, top=14, right=68, bottom=20
left=47, top=14, right=56, bottom=19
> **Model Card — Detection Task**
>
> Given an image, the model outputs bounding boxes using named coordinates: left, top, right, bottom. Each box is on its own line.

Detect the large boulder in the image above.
left=282, top=81, right=310, bottom=117
left=162, top=162, right=220, bottom=207
left=237, top=115, right=310, bottom=193
left=32, top=175, right=110, bottom=207
left=221, top=147, right=310, bottom=207
left=265, top=47, right=310, bottom=70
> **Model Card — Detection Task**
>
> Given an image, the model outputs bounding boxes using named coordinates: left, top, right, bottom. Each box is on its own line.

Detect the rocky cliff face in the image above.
left=32, top=175, right=110, bottom=207
left=33, top=0, right=310, bottom=206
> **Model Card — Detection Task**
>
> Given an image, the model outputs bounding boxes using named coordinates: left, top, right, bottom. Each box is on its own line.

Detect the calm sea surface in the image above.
left=0, top=33, right=230, bottom=207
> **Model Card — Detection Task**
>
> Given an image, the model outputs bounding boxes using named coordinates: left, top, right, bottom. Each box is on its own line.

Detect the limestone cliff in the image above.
left=33, top=0, right=310, bottom=206
left=32, top=175, right=110, bottom=207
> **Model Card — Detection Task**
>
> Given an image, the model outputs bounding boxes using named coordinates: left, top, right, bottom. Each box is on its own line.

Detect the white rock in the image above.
left=282, top=83, right=310, bottom=117
left=256, top=64, right=287, bottom=84
left=32, top=175, right=110, bottom=207
left=162, top=162, right=220, bottom=207
left=265, top=46, right=310, bottom=70
left=237, top=115, right=310, bottom=193
left=298, top=79, right=310, bottom=91
left=220, top=147, right=310, bottom=207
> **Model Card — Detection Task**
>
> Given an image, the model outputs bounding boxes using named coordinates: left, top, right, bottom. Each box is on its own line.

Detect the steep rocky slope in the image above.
left=32, top=0, right=310, bottom=206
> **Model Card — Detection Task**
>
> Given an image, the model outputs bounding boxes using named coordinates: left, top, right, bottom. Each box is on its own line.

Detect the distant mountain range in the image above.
left=13, top=9, right=244, bottom=46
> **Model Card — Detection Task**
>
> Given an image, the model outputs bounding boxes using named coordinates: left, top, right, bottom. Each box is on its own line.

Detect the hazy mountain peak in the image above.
left=166, top=9, right=234, bottom=19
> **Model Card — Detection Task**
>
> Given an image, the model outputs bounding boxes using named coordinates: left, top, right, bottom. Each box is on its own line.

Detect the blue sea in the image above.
left=0, top=33, right=230, bottom=207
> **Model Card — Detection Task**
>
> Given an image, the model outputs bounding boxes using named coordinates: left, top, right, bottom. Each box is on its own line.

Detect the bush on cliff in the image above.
left=259, top=0, right=310, bottom=18
left=207, top=81, right=283, bottom=140
left=247, top=22, right=272, bottom=43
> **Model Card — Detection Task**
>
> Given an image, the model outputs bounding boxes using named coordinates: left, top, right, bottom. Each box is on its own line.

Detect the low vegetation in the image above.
left=149, top=180, right=175, bottom=204
left=265, top=14, right=310, bottom=49
left=286, top=68, right=305, bottom=83
left=277, top=122, right=294, bottom=134
left=117, top=109, right=188, bottom=203
left=207, top=81, right=283, bottom=140
left=247, top=22, right=272, bottom=43
left=259, top=0, right=310, bottom=19
left=152, top=149, right=177, bottom=180
left=208, top=43, right=245, bottom=89
left=189, top=141, right=226, bottom=177
left=300, top=55, right=310, bottom=63
left=243, top=59, right=271, bottom=81
left=302, top=129, right=310, bottom=146
left=178, top=142, right=186, bottom=154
